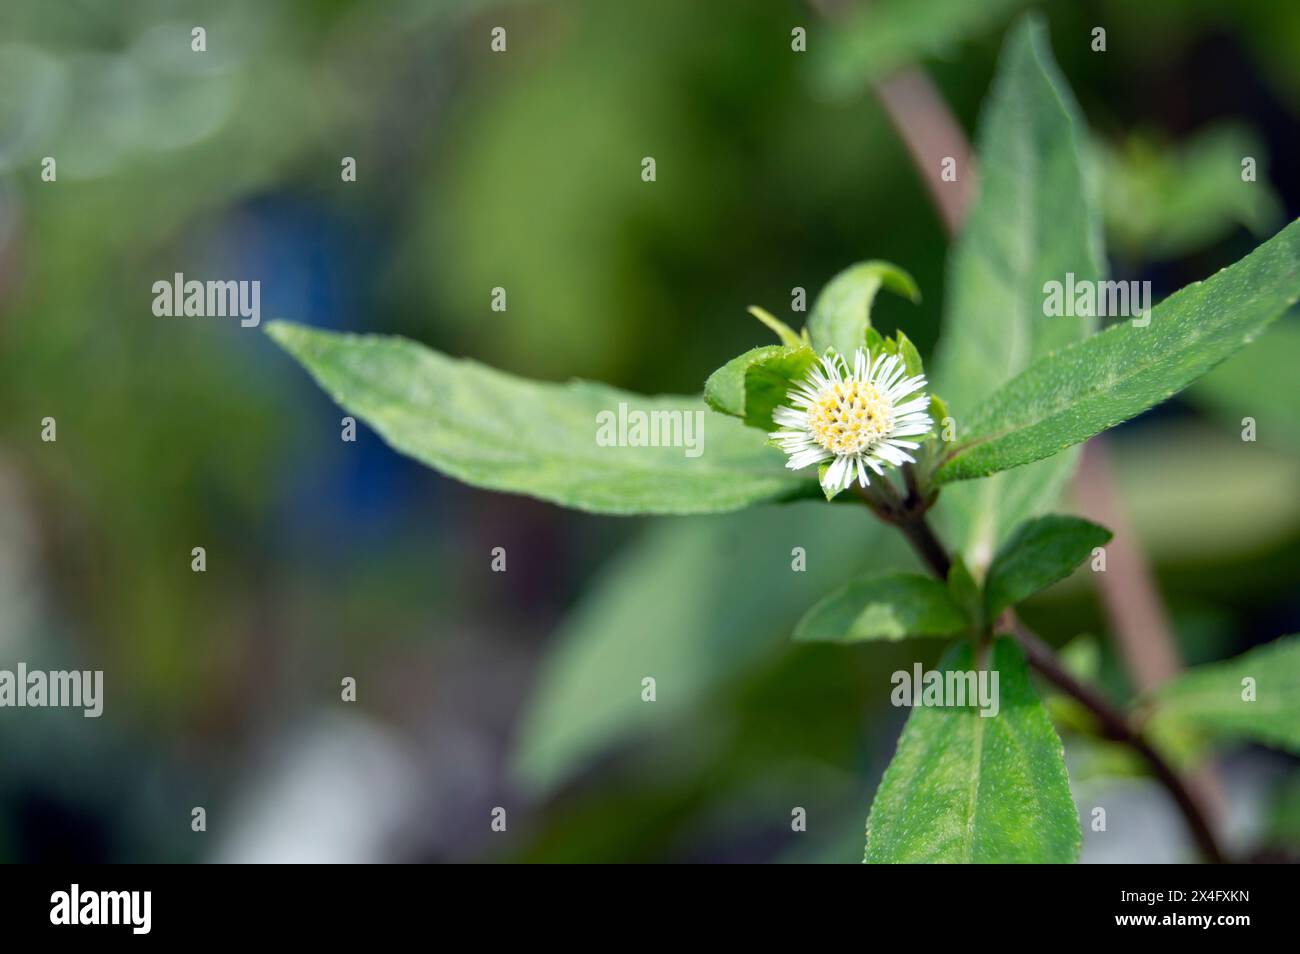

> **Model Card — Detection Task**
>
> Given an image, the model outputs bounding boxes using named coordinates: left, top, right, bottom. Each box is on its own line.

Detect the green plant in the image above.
left=267, top=17, right=1300, bottom=862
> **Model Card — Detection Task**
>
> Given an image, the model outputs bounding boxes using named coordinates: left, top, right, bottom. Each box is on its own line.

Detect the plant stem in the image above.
left=896, top=509, right=952, bottom=579
left=1008, top=618, right=1227, bottom=866
left=853, top=476, right=952, bottom=579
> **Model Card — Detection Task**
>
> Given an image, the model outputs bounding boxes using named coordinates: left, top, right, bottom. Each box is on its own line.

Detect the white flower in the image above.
left=769, top=348, right=933, bottom=496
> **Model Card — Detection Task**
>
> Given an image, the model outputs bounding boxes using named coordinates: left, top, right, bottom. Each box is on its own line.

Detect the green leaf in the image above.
left=929, top=394, right=951, bottom=428
left=946, top=557, right=983, bottom=628
left=931, top=15, right=1105, bottom=571
left=511, top=503, right=909, bottom=794
left=984, top=515, right=1112, bottom=618
left=703, top=345, right=781, bottom=419
left=937, top=219, right=1300, bottom=484
left=871, top=328, right=927, bottom=378
left=894, top=329, right=924, bottom=378
left=915, top=393, right=953, bottom=476
left=816, top=461, right=839, bottom=501
left=864, top=637, right=1080, bottom=863
left=741, top=347, right=819, bottom=431
left=806, top=260, right=920, bottom=358
left=864, top=326, right=887, bottom=356
left=793, top=571, right=967, bottom=643
left=809, top=0, right=1027, bottom=98
left=703, top=344, right=818, bottom=431
left=1147, top=635, right=1300, bottom=756
left=747, top=306, right=804, bottom=348
left=267, top=321, right=814, bottom=515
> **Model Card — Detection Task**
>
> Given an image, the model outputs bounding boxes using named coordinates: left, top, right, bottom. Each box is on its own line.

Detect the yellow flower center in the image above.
left=806, top=379, right=893, bottom=456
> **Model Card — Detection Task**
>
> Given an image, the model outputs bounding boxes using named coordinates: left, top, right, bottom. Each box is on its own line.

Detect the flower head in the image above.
left=769, top=348, right=933, bottom=496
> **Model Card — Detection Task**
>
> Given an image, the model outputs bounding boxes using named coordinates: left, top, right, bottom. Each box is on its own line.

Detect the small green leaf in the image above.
left=807, top=260, right=920, bottom=358
left=915, top=393, right=953, bottom=478
left=793, top=572, right=967, bottom=643
left=946, top=557, right=983, bottom=628
left=742, top=347, right=818, bottom=431
left=984, top=515, right=1112, bottom=618
left=864, top=326, right=887, bottom=356
left=267, top=322, right=813, bottom=515
left=872, top=329, right=926, bottom=379
left=894, top=329, right=924, bottom=378
left=936, top=219, right=1300, bottom=484
left=864, top=637, right=1080, bottom=863
left=703, top=344, right=783, bottom=419
left=704, top=344, right=818, bottom=430
left=929, top=394, right=950, bottom=426
left=747, top=306, right=804, bottom=348
left=1147, top=635, right=1300, bottom=756
left=817, top=461, right=840, bottom=501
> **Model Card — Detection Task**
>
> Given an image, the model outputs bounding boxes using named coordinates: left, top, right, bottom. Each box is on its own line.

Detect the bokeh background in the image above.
left=0, top=0, right=1297, bottom=863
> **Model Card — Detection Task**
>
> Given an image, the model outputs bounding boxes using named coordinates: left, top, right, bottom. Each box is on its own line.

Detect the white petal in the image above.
left=874, top=443, right=914, bottom=466
left=789, top=448, right=831, bottom=469
left=888, top=377, right=927, bottom=401
left=832, top=455, right=853, bottom=485
left=892, top=396, right=931, bottom=415
left=819, top=457, right=844, bottom=492
left=881, top=365, right=908, bottom=393
left=853, top=350, right=868, bottom=379
left=840, top=463, right=858, bottom=491
left=890, top=423, right=933, bottom=438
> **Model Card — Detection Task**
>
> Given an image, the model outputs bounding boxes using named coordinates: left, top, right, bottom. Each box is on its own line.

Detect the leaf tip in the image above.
left=747, top=306, right=804, bottom=348
left=264, top=319, right=305, bottom=351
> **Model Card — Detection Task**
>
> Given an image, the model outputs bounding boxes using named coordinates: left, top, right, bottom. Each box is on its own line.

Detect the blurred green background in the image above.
left=0, top=0, right=1297, bottom=862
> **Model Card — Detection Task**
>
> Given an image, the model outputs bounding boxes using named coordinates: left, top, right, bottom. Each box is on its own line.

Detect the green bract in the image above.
left=703, top=343, right=819, bottom=432
left=704, top=259, right=924, bottom=440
